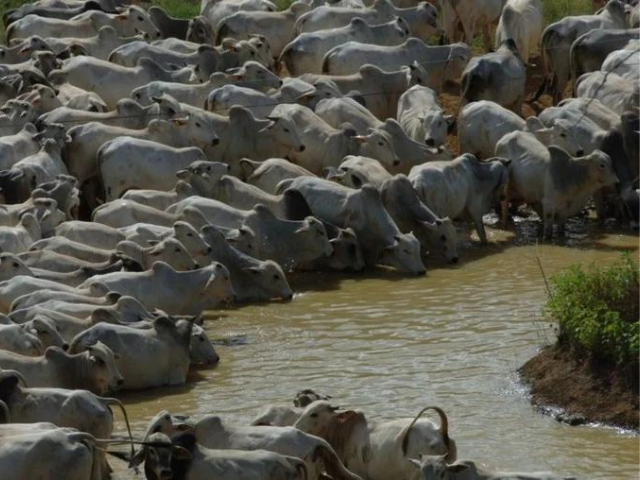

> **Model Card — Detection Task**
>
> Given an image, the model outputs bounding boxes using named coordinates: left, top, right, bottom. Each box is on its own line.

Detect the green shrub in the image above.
left=548, top=254, right=639, bottom=372
left=542, top=0, right=593, bottom=24
left=148, top=0, right=200, bottom=19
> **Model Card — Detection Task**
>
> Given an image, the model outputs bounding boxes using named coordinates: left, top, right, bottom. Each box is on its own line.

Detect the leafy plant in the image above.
left=547, top=253, right=639, bottom=375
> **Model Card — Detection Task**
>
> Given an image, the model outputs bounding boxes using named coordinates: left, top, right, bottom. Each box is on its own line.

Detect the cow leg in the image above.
left=593, top=189, right=607, bottom=223
left=500, top=185, right=512, bottom=228
left=472, top=213, right=488, bottom=244
left=482, top=25, right=492, bottom=52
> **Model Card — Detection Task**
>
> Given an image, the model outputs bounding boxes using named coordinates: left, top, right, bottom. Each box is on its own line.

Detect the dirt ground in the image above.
left=439, top=55, right=554, bottom=156
left=519, top=344, right=639, bottom=430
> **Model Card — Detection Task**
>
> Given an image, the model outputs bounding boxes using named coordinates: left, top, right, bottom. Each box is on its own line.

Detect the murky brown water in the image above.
left=112, top=223, right=639, bottom=480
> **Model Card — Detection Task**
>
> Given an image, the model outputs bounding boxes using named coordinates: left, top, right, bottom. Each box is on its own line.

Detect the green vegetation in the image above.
left=547, top=254, right=639, bottom=377
left=542, top=0, right=593, bottom=24
left=145, top=0, right=200, bottom=19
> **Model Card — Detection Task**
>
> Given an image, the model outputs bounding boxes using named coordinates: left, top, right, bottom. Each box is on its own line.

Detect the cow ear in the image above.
left=244, top=266, right=261, bottom=275
left=448, top=463, right=471, bottom=473
left=128, top=448, right=146, bottom=469
left=171, top=446, right=193, bottom=460
left=408, top=458, right=422, bottom=468
left=548, top=145, right=572, bottom=162
left=147, top=240, right=159, bottom=246
left=525, top=116, right=545, bottom=132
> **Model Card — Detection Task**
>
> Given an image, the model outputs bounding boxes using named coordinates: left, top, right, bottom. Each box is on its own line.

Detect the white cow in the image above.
left=576, top=71, right=639, bottom=115
left=461, top=39, right=526, bottom=113
left=0, top=323, right=43, bottom=356
left=458, top=101, right=584, bottom=158
left=268, top=103, right=400, bottom=174
left=280, top=17, right=411, bottom=75
left=79, top=261, right=235, bottom=315
left=139, top=411, right=362, bottom=480
left=321, top=39, right=471, bottom=90
left=0, top=370, right=130, bottom=439
left=409, top=155, right=509, bottom=243
left=199, top=225, right=293, bottom=302
left=69, top=317, right=195, bottom=390
left=134, top=432, right=309, bottom=480
left=0, top=425, right=112, bottom=480
left=440, top=0, right=504, bottom=52
left=239, top=158, right=316, bottom=194
left=538, top=0, right=628, bottom=102
left=496, top=133, right=619, bottom=235
left=49, top=56, right=196, bottom=109
left=43, top=25, right=145, bottom=60
left=131, top=61, right=282, bottom=107
left=301, top=63, right=430, bottom=119
left=98, top=137, right=209, bottom=201
left=215, top=2, right=311, bottom=57
left=0, top=213, right=42, bottom=254
left=167, top=199, right=332, bottom=271
left=294, top=401, right=456, bottom=480
left=0, top=341, right=123, bottom=395
left=6, top=5, right=160, bottom=42
left=495, top=0, right=543, bottom=64
left=278, top=177, right=426, bottom=274
left=397, top=85, right=453, bottom=149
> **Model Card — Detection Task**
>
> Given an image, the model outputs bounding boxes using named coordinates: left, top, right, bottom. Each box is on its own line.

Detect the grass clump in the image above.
left=547, top=253, right=639, bottom=377
left=541, top=0, right=593, bottom=24
left=146, top=0, right=200, bottom=19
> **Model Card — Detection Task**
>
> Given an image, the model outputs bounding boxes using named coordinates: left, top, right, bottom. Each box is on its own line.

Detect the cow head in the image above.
left=189, top=323, right=219, bottom=365
left=83, top=341, right=123, bottom=394
left=114, top=5, right=161, bottom=39
left=146, top=238, right=199, bottom=271
left=187, top=16, right=215, bottom=45
left=262, top=114, right=306, bottom=154
left=0, top=253, right=33, bottom=281
left=327, top=227, right=366, bottom=271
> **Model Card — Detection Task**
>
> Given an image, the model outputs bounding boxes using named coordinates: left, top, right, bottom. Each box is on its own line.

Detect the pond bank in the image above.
left=520, top=344, right=639, bottom=430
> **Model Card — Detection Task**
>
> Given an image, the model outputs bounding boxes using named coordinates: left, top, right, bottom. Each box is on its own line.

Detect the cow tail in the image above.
left=530, top=27, right=554, bottom=102
left=95, top=143, right=110, bottom=201
left=314, top=442, right=363, bottom=480
left=215, top=22, right=229, bottom=45
left=100, top=397, right=135, bottom=459
left=400, top=406, right=453, bottom=462
left=291, top=457, right=309, bottom=480
left=0, top=400, right=10, bottom=423
left=321, top=50, right=334, bottom=74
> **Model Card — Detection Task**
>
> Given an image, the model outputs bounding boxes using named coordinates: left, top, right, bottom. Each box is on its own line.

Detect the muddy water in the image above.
left=114, top=225, right=639, bottom=480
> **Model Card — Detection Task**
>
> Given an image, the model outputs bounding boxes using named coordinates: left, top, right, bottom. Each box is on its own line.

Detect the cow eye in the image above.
left=250, top=51, right=255, bottom=56
left=560, top=133, right=566, bottom=138
left=175, top=248, right=181, bottom=253
left=310, top=413, right=318, bottom=418
left=187, top=233, right=193, bottom=237
left=13, top=262, right=19, bottom=268
left=599, top=163, right=605, bottom=169
left=283, top=128, right=290, bottom=133
left=378, top=142, right=384, bottom=146
left=195, top=122, right=201, bottom=128
left=440, top=235, right=446, bottom=242
left=97, top=358, right=105, bottom=365
left=199, top=336, right=205, bottom=342
left=138, top=16, right=144, bottom=21
left=273, top=274, right=280, bottom=280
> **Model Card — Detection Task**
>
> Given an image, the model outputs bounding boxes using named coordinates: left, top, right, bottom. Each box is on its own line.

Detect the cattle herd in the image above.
left=0, top=0, right=637, bottom=477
